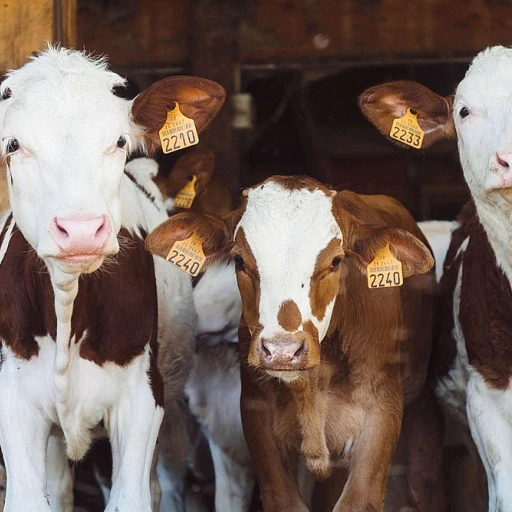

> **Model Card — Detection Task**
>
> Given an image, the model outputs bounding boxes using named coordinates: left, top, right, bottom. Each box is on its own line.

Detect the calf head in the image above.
left=359, top=46, right=512, bottom=206
left=0, top=47, right=224, bottom=276
left=147, top=175, right=432, bottom=383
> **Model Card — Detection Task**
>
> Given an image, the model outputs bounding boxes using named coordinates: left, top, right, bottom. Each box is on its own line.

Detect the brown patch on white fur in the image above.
left=277, top=299, right=302, bottom=331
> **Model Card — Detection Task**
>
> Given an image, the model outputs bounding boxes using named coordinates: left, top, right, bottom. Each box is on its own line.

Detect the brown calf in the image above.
left=146, top=175, right=444, bottom=512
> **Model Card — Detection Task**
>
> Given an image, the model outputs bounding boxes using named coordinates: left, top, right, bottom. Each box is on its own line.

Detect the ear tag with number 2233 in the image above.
left=367, top=243, right=403, bottom=289
left=390, top=108, right=424, bottom=149
left=159, top=103, right=199, bottom=154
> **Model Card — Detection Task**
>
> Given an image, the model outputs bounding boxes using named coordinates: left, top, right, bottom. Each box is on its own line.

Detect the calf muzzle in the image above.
left=255, top=333, right=312, bottom=371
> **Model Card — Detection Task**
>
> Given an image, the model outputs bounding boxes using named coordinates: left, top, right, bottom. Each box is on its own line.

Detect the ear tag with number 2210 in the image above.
left=159, top=103, right=199, bottom=154
left=390, top=108, right=424, bottom=149
left=367, top=243, right=403, bottom=289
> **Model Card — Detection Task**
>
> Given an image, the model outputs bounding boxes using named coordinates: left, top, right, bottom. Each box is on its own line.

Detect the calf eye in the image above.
left=459, top=107, right=470, bottom=119
left=331, top=257, right=342, bottom=270
left=6, top=139, right=19, bottom=154
left=234, top=255, right=245, bottom=271
left=117, top=135, right=127, bottom=148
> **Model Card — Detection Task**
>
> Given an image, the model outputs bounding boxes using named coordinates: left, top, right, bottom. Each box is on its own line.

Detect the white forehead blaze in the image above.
left=454, top=46, right=512, bottom=197
left=236, top=181, right=342, bottom=341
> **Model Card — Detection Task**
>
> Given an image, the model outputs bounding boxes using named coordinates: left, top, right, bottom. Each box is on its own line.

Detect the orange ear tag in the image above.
left=367, top=243, right=403, bottom=289
left=174, top=175, right=198, bottom=209
left=390, top=108, right=424, bottom=149
left=166, top=233, right=206, bottom=277
left=159, top=103, right=199, bottom=154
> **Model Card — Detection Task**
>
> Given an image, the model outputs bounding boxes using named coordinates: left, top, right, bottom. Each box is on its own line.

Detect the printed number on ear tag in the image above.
left=390, top=108, right=424, bottom=149
left=166, top=233, right=206, bottom=277
left=174, top=175, right=197, bottom=209
left=159, top=103, right=199, bottom=154
left=367, top=243, right=403, bottom=289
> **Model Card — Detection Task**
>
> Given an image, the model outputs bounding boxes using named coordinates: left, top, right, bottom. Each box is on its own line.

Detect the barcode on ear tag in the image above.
left=159, top=103, right=199, bottom=154
left=174, top=175, right=197, bottom=209
left=165, top=233, right=206, bottom=276
left=390, top=108, right=424, bottom=149
left=367, top=243, right=403, bottom=289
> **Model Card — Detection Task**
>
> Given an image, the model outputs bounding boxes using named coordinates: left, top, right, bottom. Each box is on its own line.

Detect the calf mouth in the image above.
left=266, top=370, right=303, bottom=383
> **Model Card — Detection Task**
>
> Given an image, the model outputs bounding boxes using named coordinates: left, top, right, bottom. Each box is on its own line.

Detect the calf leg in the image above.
left=46, top=434, right=74, bottom=512
left=156, top=398, right=190, bottom=512
left=467, top=373, right=512, bottom=512
left=333, top=384, right=402, bottom=512
left=241, top=373, right=307, bottom=512
left=208, top=437, right=255, bottom=512
left=0, top=377, right=52, bottom=511
left=402, top=386, right=446, bottom=512
left=105, top=376, right=164, bottom=512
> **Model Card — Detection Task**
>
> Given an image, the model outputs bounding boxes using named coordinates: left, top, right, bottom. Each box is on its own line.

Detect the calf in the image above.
left=146, top=175, right=444, bottom=512
left=358, top=45, right=512, bottom=511
left=154, top=158, right=254, bottom=510
left=0, top=47, right=224, bottom=511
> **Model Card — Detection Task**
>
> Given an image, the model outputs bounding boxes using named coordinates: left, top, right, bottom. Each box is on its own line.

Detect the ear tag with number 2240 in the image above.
left=166, top=233, right=206, bottom=277
left=367, top=243, right=403, bottom=289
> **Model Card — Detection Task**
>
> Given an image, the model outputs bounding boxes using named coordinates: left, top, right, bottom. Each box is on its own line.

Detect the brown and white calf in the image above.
left=0, top=47, right=224, bottom=511
left=146, top=175, right=445, bottom=512
left=359, top=45, right=512, bottom=512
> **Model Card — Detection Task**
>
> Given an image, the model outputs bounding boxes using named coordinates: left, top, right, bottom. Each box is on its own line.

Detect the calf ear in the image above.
left=165, top=149, right=215, bottom=199
left=348, top=226, right=434, bottom=279
left=358, top=80, right=455, bottom=148
left=145, top=211, right=230, bottom=267
left=132, top=76, right=225, bottom=154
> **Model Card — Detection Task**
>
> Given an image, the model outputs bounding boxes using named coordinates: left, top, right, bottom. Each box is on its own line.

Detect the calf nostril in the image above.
left=293, top=341, right=306, bottom=359
left=497, top=153, right=510, bottom=169
left=55, top=219, right=69, bottom=237
left=95, top=218, right=107, bottom=238
left=261, top=339, right=272, bottom=359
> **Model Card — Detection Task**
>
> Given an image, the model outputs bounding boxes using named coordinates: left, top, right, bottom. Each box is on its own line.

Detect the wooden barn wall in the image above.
left=77, top=0, right=512, bottom=68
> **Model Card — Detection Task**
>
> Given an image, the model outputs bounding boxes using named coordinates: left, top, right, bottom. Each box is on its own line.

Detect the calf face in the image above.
left=0, top=47, right=224, bottom=275
left=359, top=46, right=512, bottom=206
left=147, top=175, right=433, bottom=381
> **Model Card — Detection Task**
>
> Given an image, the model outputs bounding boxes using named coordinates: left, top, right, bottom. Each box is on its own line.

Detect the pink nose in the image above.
left=259, top=335, right=307, bottom=369
left=51, top=214, right=110, bottom=255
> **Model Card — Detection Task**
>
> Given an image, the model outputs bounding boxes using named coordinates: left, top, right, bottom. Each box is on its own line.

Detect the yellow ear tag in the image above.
left=174, top=175, right=198, bottom=209
left=159, top=103, right=199, bottom=154
left=165, top=233, right=205, bottom=277
left=390, top=108, right=424, bottom=149
left=367, top=243, right=403, bottom=289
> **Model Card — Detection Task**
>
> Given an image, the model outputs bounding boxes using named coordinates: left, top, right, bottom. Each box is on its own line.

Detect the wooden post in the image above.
left=191, top=0, right=244, bottom=213
left=0, top=0, right=76, bottom=212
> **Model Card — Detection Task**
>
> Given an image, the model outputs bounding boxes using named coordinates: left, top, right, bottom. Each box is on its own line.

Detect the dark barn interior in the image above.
left=2, top=0, right=512, bottom=511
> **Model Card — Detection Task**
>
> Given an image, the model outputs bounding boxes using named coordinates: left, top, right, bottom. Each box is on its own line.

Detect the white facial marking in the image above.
left=454, top=47, right=512, bottom=199
left=0, top=47, right=143, bottom=275
left=453, top=47, right=512, bottom=285
left=236, top=181, right=342, bottom=342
